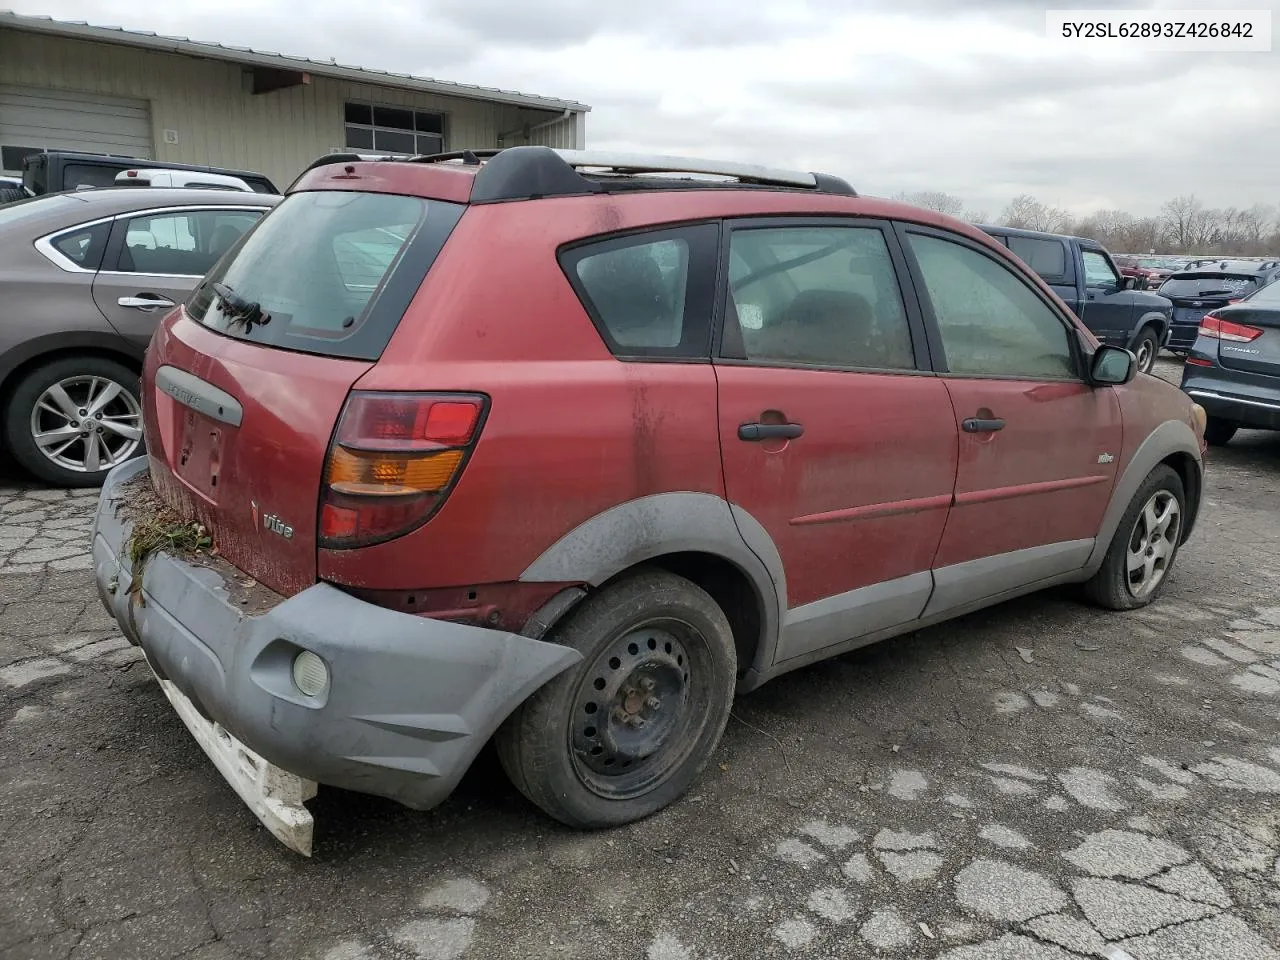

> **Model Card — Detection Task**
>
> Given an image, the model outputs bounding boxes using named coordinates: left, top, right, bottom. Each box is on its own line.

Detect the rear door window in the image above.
left=188, top=191, right=465, bottom=361
left=114, top=209, right=265, bottom=276
left=722, top=224, right=917, bottom=370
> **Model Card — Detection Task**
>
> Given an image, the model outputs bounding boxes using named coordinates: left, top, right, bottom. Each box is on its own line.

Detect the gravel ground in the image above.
left=2, top=358, right=1279, bottom=960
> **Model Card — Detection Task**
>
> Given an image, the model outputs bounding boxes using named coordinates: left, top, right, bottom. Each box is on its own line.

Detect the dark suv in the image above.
left=90, top=147, right=1207, bottom=854
left=14, top=150, right=278, bottom=199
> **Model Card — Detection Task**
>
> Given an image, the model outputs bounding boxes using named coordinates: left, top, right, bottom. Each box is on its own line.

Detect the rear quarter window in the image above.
left=1006, top=236, right=1067, bottom=280
left=560, top=223, right=720, bottom=359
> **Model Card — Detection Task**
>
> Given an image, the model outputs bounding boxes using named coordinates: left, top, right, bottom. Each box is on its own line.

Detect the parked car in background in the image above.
left=91, top=147, right=1206, bottom=854
left=1181, top=275, right=1280, bottom=444
left=979, top=227, right=1172, bottom=373
left=16, top=150, right=278, bottom=198
left=1113, top=255, right=1151, bottom=287
left=1162, top=264, right=1280, bottom=355
left=0, top=188, right=278, bottom=486
left=1138, top=258, right=1178, bottom=289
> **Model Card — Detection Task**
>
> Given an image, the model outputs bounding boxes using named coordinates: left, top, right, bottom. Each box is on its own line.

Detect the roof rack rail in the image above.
left=407, top=145, right=857, bottom=202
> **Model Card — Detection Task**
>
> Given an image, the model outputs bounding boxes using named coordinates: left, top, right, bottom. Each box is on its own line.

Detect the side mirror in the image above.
left=1090, top=344, right=1137, bottom=385
left=1120, top=276, right=1137, bottom=291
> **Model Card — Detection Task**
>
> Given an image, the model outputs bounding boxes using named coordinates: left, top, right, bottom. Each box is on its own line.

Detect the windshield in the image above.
left=1159, top=275, right=1259, bottom=299
left=187, top=190, right=464, bottom=361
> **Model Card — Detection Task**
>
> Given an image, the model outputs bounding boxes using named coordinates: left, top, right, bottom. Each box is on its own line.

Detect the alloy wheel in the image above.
left=29, top=375, right=143, bottom=473
left=1125, top=490, right=1180, bottom=599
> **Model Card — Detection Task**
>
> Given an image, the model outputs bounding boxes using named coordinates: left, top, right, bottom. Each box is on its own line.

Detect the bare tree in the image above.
left=998, top=195, right=1070, bottom=233
left=1160, top=195, right=1204, bottom=251
left=893, top=190, right=965, bottom=218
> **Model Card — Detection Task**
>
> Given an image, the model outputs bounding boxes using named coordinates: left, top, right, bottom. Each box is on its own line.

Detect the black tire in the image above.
left=496, top=568, right=737, bottom=829
left=1084, top=464, right=1186, bottom=611
left=0, top=187, right=26, bottom=204
left=3, top=356, right=144, bottom=488
left=1131, top=326, right=1159, bottom=374
left=1203, top=417, right=1238, bottom=447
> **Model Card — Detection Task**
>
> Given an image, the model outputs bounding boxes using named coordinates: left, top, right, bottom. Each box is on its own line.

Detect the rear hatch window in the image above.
left=1161, top=275, right=1260, bottom=302
left=187, top=190, right=464, bottom=361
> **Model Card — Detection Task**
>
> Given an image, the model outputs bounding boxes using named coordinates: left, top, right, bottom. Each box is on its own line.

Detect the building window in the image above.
left=344, top=102, right=444, bottom=156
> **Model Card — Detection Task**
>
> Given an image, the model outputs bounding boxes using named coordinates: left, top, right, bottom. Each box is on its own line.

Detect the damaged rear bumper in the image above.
left=91, top=457, right=581, bottom=855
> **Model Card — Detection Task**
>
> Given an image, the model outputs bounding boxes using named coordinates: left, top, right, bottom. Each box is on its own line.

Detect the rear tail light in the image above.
left=319, top=392, right=488, bottom=548
left=1198, top=314, right=1263, bottom=343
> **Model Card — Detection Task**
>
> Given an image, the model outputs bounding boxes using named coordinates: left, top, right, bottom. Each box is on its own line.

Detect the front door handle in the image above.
left=962, top=417, right=1006, bottom=433
left=739, top=422, right=804, bottom=441
left=118, top=295, right=176, bottom=310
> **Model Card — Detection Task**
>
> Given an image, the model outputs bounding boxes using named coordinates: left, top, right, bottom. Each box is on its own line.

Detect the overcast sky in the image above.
left=18, top=0, right=1280, bottom=216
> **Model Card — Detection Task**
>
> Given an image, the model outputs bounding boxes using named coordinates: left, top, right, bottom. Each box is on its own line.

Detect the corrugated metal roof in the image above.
left=0, top=10, right=591, bottom=113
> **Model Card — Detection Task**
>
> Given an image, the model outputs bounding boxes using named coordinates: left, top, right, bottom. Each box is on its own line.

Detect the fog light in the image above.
left=291, top=650, right=329, bottom=697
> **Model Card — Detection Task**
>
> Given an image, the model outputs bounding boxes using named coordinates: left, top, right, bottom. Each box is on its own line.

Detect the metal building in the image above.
left=0, top=11, right=590, bottom=190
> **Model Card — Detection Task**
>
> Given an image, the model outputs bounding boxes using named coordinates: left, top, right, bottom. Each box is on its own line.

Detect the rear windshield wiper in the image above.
left=212, top=282, right=271, bottom=330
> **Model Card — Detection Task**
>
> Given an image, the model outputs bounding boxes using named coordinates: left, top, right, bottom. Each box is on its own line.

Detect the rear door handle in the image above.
left=739, top=422, right=804, bottom=441
left=962, top=417, right=1006, bottom=433
left=118, top=295, right=176, bottom=310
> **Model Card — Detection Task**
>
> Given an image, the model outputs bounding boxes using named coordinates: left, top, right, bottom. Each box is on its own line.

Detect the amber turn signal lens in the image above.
left=327, top=447, right=463, bottom=496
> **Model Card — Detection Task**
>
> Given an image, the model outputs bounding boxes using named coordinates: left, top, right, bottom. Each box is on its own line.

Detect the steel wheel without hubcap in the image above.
left=570, top=618, right=707, bottom=800
left=1135, top=336, right=1155, bottom=373
left=1126, top=490, right=1181, bottom=600
left=29, top=375, right=143, bottom=473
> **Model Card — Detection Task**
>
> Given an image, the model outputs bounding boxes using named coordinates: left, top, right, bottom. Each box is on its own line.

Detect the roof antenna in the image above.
left=461, top=150, right=481, bottom=165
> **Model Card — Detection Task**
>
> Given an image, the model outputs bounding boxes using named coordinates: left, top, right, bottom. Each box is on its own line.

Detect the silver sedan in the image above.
left=0, top=188, right=278, bottom=486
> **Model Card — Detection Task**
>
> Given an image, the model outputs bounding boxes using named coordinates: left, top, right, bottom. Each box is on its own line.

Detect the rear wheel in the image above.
left=496, top=568, right=737, bottom=829
left=0, top=186, right=26, bottom=204
left=1131, top=327, right=1159, bottom=374
left=1203, top=417, right=1238, bottom=447
left=1084, top=464, right=1185, bottom=611
left=3, top=356, right=144, bottom=487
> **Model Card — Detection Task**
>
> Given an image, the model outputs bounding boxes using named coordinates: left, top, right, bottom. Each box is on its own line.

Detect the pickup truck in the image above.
left=978, top=225, right=1174, bottom=374
left=11, top=150, right=278, bottom=199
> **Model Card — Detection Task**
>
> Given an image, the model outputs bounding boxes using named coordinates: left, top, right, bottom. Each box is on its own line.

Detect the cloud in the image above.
left=14, top=0, right=1279, bottom=216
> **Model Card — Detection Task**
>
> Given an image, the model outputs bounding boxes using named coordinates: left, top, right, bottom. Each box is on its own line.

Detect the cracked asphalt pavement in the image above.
left=2, top=359, right=1280, bottom=960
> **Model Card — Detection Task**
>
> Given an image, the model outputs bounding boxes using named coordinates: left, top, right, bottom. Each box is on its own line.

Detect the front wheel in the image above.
left=1084, top=465, right=1185, bottom=611
left=1131, top=327, right=1159, bottom=375
left=496, top=568, right=737, bottom=829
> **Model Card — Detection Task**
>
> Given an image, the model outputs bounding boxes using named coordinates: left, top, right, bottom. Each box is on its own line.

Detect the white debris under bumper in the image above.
left=150, top=665, right=318, bottom=856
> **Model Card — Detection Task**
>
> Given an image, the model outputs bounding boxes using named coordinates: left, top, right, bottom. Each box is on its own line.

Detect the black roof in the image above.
left=976, top=224, right=1095, bottom=245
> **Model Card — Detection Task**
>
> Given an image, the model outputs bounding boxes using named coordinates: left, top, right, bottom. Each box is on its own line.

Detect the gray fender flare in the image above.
left=1086, top=419, right=1201, bottom=573
left=1130, top=311, right=1170, bottom=347
left=519, top=492, right=786, bottom=676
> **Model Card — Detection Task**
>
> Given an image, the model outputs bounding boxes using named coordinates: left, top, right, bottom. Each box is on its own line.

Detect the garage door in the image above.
left=0, top=86, right=152, bottom=173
